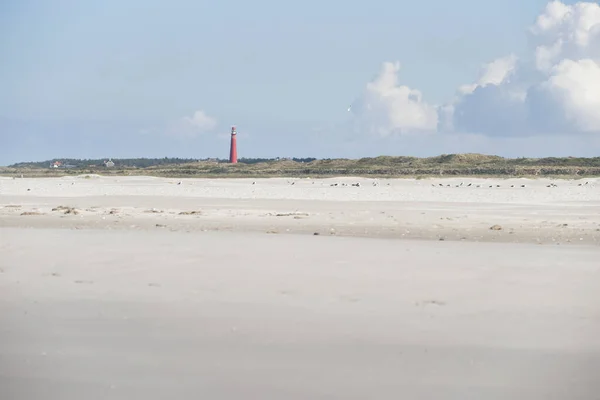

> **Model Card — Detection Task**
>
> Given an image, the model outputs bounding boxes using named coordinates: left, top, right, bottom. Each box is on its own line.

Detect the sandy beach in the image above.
left=1, top=175, right=600, bottom=243
left=1, top=175, right=600, bottom=399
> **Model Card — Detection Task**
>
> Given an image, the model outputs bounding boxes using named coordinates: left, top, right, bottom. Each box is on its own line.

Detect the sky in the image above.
left=2, top=0, right=600, bottom=165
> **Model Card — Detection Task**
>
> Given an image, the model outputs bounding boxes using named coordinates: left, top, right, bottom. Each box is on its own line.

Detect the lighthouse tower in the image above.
left=229, top=126, right=238, bottom=164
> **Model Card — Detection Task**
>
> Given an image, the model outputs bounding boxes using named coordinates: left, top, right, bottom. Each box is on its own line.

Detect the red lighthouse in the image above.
left=229, top=126, right=238, bottom=164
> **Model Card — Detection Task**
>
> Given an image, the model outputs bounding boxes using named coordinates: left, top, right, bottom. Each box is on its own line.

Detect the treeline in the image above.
left=10, top=157, right=201, bottom=168
left=4, top=153, right=600, bottom=177
left=7, top=154, right=600, bottom=170
left=9, top=157, right=319, bottom=168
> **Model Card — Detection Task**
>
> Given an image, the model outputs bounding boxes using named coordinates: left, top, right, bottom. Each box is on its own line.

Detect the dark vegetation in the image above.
left=2, top=154, right=600, bottom=178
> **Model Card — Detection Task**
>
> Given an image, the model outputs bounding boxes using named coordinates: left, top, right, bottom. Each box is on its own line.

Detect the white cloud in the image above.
left=458, top=54, right=518, bottom=95
left=349, top=61, right=438, bottom=136
left=451, top=54, right=528, bottom=136
left=182, top=110, right=217, bottom=131
left=352, top=1, right=600, bottom=138
left=538, top=58, right=600, bottom=132
left=530, top=0, right=600, bottom=71
left=167, top=109, right=217, bottom=138
left=451, top=1, right=600, bottom=136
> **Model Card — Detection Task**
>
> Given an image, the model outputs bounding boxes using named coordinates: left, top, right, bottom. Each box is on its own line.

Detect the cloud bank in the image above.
left=351, top=1, right=600, bottom=138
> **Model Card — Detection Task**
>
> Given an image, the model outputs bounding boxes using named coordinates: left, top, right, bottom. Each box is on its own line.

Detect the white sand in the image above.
left=1, top=176, right=600, bottom=398
left=1, top=175, right=600, bottom=243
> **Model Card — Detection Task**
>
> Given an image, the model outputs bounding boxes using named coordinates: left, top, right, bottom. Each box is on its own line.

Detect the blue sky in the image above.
left=2, top=0, right=599, bottom=165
